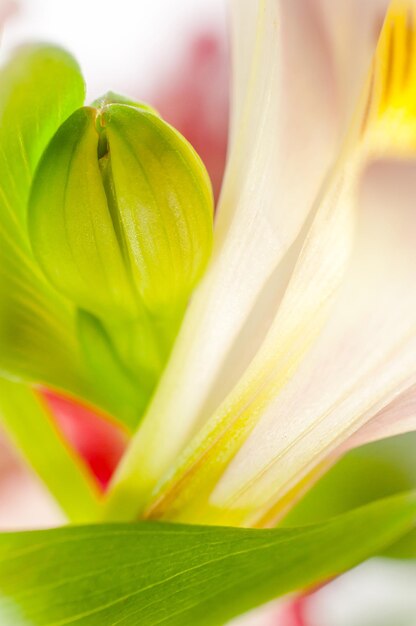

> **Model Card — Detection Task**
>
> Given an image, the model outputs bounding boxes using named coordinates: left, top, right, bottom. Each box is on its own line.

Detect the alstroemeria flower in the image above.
left=99, top=0, right=416, bottom=527
left=1, top=0, right=416, bottom=535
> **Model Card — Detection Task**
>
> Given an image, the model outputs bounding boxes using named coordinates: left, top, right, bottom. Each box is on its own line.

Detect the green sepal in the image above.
left=101, top=103, right=214, bottom=314
left=77, top=309, right=150, bottom=430
left=91, top=90, right=160, bottom=116
left=29, top=101, right=213, bottom=321
left=29, top=106, right=138, bottom=321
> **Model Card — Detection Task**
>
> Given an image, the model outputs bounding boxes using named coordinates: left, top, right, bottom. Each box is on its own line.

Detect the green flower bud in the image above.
left=28, top=97, right=214, bottom=321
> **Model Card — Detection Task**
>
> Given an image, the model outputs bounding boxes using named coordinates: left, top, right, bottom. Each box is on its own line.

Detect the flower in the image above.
left=101, top=0, right=416, bottom=527
left=0, top=0, right=416, bottom=533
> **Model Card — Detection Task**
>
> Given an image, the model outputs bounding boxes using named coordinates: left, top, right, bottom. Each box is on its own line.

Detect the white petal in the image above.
left=140, top=154, right=416, bottom=526
left=106, top=0, right=386, bottom=519
left=343, top=383, right=416, bottom=449
left=134, top=2, right=416, bottom=527
left=210, top=158, right=416, bottom=526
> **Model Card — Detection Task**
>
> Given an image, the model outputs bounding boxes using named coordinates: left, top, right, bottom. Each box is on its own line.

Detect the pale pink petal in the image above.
left=108, top=0, right=389, bottom=517
left=211, top=158, right=416, bottom=526
left=343, top=383, right=416, bottom=449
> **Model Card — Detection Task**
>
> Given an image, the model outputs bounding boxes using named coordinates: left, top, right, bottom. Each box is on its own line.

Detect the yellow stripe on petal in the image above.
left=360, top=1, right=416, bottom=151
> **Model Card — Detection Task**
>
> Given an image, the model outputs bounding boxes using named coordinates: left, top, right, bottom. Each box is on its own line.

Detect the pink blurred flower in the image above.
left=152, top=31, right=229, bottom=202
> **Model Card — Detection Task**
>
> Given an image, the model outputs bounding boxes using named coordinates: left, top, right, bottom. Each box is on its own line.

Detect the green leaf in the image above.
left=0, top=45, right=93, bottom=397
left=0, top=493, right=415, bottom=626
left=0, top=378, right=101, bottom=523
left=280, top=433, right=416, bottom=561
left=386, top=529, right=416, bottom=559
left=284, top=433, right=416, bottom=526
left=0, top=44, right=85, bottom=230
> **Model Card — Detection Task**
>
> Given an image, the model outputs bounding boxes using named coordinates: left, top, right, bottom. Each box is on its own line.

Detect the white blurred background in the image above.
left=0, top=0, right=227, bottom=99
